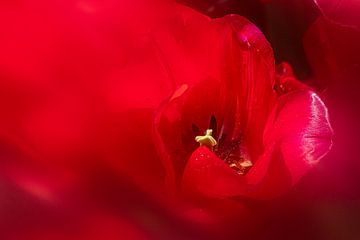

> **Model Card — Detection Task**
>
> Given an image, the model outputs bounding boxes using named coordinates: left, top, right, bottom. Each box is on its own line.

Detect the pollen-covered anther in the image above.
left=229, top=159, right=253, bottom=175
left=195, top=129, right=217, bottom=150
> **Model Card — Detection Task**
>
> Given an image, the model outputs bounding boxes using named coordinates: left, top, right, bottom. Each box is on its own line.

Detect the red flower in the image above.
left=0, top=0, right=351, bottom=238
left=153, top=13, right=333, bottom=203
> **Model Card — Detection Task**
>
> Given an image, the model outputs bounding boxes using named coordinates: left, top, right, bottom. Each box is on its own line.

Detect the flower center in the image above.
left=194, top=115, right=253, bottom=175
left=195, top=129, right=217, bottom=150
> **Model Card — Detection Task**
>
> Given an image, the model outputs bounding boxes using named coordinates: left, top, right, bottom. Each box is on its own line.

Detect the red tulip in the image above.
left=153, top=13, right=333, bottom=203
left=0, top=0, right=347, bottom=238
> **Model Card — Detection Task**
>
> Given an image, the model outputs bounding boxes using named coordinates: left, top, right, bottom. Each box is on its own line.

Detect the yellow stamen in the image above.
left=195, top=129, right=217, bottom=149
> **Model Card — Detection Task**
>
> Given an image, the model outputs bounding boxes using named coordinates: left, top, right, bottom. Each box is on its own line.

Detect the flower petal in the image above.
left=303, top=16, right=360, bottom=90
left=0, top=0, right=181, bottom=195
left=211, top=14, right=277, bottom=159
left=314, top=0, right=360, bottom=29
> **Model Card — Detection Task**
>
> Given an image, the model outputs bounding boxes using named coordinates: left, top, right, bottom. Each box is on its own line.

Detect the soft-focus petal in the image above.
left=0, top=1, right=182, bottom=196
left=314, top=0, right=360, bottom=28
left=304, top=16, right=360, bottom=90
left=303, top=8, right=360, bottom=223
